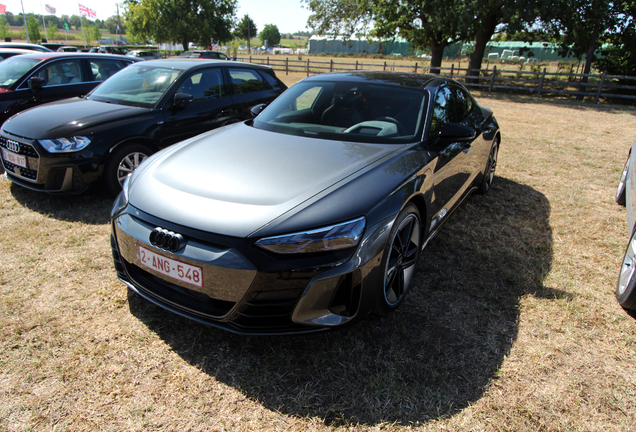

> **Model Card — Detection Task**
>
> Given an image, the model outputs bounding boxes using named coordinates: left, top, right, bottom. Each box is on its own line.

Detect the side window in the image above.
left=429, top=85, right=455, bottom=137
left=452, top=86, right=473, bottom=123
left=90, top=60, right=127, bottom=81
left=27, top=60, right=85, bottom=87
left=228, top=68, right=265, bottom=95
left=177, top=68, right=225, bottom=100
left=258, top=70, right=283, bottom=90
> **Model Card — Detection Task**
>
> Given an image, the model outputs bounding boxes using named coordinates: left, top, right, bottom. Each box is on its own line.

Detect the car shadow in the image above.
left=127, top=177, right=554, bottom=426
left=8, top=182, right=113, bottom=225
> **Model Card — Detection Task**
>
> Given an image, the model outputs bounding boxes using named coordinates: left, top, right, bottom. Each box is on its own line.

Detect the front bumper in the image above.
left=0, top=133, right=99, bottom=194
left=111, top=206, right=392, bottom=335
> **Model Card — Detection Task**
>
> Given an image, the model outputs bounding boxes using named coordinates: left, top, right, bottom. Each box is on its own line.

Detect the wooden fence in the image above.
left=237, top=56, right=636, bottom=104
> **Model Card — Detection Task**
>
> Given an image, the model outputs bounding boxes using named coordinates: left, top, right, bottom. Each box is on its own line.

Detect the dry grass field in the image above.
left=1, top=77, right=635, bottom=431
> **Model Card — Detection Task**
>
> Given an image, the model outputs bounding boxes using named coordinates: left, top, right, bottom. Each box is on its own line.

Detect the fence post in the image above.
left=307, top=58, right=310, bottom=77
left=355, top=60, right=358, bottom=70
left=489, top=65, right=496, bottom=94
left=330, top=59, right=333, bottom=72
left=267, top=56, right=269, bottom=66
left=537, top=67, right=546, bottom=98
left=450, top=64, right=454, bottom=79
left=414, top=62, right=418, bottom=74
left=249, top=56, right=252, bottom=63
left=383, top=61, right=387, bottom=71
left=286, top=57, right=288, bottom=75
left=595, top=70, right=607, bottom=104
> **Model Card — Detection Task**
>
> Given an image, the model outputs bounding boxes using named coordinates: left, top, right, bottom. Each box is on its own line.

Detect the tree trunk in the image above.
left=577, top=19, right=601, bottom=100
left=467, top=11, right=499, bottom=84
left=182, top=39, right=190, bottom=52
left=429, top=41, right=447, bottom=75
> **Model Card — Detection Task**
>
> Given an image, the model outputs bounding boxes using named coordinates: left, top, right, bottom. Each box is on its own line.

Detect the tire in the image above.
left=617, top=229, right=636, bottom=311
left=478, top=139, right=499, bottom=194
left=104, top=144, right=152, bottom=197
left=616, top=154, right=630, bottom=206
left=374, top=204, right=422, bottom=315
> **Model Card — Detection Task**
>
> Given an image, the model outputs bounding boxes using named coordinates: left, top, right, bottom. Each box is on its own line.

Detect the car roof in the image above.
left=0, top=43, right=53, bottom=52
left=135, top=58, right=273, bottom=71
left=3, top=52, right=139, bottom=62
left=0, top=48, right=35, bottom=53
left=301, top=71, right=442, bottom=89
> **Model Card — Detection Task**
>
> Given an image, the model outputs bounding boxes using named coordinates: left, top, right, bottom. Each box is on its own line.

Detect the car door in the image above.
left=12, top=58, right=93, bottom=116
left=227, top=66, right=285, bottom=116
left=427, top=84, right=479, bottom=219
left=159, top=66, right=235, bottom=146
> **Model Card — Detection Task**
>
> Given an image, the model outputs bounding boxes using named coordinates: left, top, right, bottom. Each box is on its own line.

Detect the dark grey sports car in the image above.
left=110, top=71, right=501, bottom=334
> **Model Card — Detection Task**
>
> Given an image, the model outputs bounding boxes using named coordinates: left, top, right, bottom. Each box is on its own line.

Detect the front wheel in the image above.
left=617, top=229, right=636, bottom=311
left=478, top=139, right=499, bottom=194
left=374, top=204, right=422, bottom=315
left=104, top=144, right=152, bottom=197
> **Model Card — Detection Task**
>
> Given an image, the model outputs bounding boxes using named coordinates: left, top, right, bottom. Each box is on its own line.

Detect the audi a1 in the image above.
left=0, top=59, right=286, bottom=196
left=110, top=71, right=501, bottom=335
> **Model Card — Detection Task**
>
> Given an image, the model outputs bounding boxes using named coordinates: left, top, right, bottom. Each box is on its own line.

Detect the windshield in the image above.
left=88, top=65, right=182, bottom=108
left=0, top=56, right=41, bottom=88
left=253, top=80, right=427, bottom=144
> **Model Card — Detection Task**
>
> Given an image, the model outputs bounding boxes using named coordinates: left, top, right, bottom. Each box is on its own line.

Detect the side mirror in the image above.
left=250, top=103, right=267, bottom=117
left=439, top=123, right=476, bottom=142
left=173, top=92, right=193, bottom=108
left=28, top=76, right=45, bottom=92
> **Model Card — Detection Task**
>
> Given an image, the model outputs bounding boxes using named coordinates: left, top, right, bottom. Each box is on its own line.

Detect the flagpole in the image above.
left=20, top=0, right=30, bottom=43
left=39, top=1, right=48, bottom=42
left=79, top=5, right=86, bottom=47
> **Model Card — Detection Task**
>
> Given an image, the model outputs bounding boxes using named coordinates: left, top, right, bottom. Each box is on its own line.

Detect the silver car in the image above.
left=616, top=141, right=636, bottom=311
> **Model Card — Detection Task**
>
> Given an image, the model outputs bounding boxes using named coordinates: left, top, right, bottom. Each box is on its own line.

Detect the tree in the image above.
left=260, top=23, right=280, bottom=46
left=89, top=23, right=102, bottom=44
left=47, top=19, right=60, bottom=41
left=26, top=14, right=41, bottom=43
left=306, top=0, right=374, bottom=39
left=0, top=16, right=10, bottom=41
left=234, top=14, right=257, bottom=50
left=124, top=0, right=237, bottom=50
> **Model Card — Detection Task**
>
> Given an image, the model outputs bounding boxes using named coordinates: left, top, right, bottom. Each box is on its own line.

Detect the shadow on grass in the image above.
left=128, top=177, right=553, bottom=426
left=9, top=182, right=113, bottom=225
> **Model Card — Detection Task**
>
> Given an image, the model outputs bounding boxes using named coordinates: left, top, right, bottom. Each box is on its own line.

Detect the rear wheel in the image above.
left=374, top=204, right=421, bottom=315
left=104, top=144, right=152, bottom=197
left=478, top=139, right=499, bottom=194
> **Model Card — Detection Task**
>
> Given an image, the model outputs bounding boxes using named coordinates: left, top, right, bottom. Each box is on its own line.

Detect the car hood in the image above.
left=128, top=123, right=403, bottom=238
left=2, top=98, right=150, bottom=138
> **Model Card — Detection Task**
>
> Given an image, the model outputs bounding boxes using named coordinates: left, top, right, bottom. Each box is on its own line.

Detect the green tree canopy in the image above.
left=124, top=0, right=237, bottom=50
left=260, top=23, right=281, bottom=46
left=234, top=14, right=257, bottom=49
left=26, top=14, right=41, bottom=43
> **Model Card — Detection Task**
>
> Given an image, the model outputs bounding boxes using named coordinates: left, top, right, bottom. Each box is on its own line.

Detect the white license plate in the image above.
left=136, top=245, right=203, bottom=288
left=2, top=148, right=26, bottom=168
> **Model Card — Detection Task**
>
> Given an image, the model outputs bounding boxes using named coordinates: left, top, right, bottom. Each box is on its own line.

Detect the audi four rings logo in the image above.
left=149, top=228, right=185, bottom=253
left=6, top=140, right=20, bottom=153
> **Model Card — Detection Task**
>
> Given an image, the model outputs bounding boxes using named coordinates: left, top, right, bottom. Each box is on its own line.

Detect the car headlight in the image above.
left=255, top=217, right=366, bottom=254
left=39, top=136, right=92, bottom=153
left=111, top=174, right=131, bottom=217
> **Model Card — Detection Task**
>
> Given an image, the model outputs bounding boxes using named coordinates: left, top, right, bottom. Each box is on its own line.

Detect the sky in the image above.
left=2, top=0, right=313, bottom=34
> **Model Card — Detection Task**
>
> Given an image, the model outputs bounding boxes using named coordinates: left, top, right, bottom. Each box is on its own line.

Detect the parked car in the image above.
left=127, top=50, right=162, bottom=60
left=89, top=46, right=128, bottom=55
left=0, top=59, right=286, bottom=196
left=57, top=46, right=80, bottom=52
left=109, top=71, right=501, bottom=335
left=615, top=142, right=636, bottom=312
left=0, top=53, right=139, bottom=126
left=0, top=43, right=52, bottom=52
left=0, top=48, right=33, bottom=60
left=181, top=50, right=230, bottom=60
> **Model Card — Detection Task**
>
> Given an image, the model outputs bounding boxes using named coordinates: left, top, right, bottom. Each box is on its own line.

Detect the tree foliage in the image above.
left=234, top=14, right=257, bottom=48
left=124, top=0, right=237, bottom=49
left=26, top=14, right=40, bottom=43
left=260, top=23, right=281, bottom=46
left=594, top=2, right=636, bottom=78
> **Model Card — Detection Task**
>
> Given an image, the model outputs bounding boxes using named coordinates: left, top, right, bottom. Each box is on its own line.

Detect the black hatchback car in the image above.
left=0, top=52, right=139, bottom=125
left=0, top=59, right=286, bottom=196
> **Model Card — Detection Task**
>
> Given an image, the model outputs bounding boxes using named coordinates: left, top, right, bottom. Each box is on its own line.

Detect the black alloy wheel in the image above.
left=478, top=139, right=499, bottom=194
left=376, top=204, right=422, bottom=315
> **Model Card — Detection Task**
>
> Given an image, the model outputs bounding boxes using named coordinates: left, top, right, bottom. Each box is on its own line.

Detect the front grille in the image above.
left=0, top=137, right=39, bottom=181
left=123, top=259, right=235, bottom=318
left=231, top=289, right=302, bottom=331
